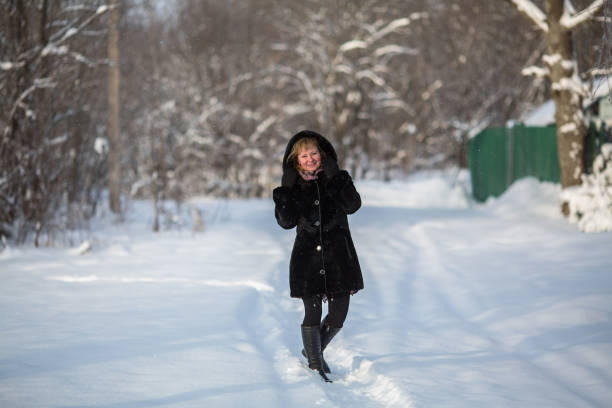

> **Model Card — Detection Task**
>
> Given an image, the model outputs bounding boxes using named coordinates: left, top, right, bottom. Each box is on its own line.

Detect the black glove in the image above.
left=281, top=167, right=299, bottom=187
left=322, top=158, right=339, bottom=178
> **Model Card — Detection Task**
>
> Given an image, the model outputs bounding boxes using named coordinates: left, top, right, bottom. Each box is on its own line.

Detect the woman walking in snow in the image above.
left=272, top=130, right=364, bottom=382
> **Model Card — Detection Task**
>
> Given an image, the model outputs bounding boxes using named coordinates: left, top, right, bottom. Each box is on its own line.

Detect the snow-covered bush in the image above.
left=561, top=143, right=612, bottom=232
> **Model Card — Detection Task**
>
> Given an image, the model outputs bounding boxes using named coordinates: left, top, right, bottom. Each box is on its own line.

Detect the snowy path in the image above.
left=1, top=179, right=612, bottom=407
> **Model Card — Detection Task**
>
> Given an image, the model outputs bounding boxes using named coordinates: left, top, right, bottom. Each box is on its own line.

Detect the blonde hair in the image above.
left=286, top=137, right=324, bottom=170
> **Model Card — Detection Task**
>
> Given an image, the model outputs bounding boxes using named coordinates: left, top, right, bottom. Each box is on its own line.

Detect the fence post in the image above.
left=506, top=124, right=514, bottom=189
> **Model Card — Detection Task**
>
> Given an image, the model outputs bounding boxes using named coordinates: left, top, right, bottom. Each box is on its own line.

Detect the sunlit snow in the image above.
left=1, top=172, right=611, bottom=407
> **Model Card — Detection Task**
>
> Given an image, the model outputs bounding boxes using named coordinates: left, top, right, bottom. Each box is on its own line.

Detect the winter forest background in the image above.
left=2, top=2, right=612, bottom=407
left=1, top=0, right=611, bottom=245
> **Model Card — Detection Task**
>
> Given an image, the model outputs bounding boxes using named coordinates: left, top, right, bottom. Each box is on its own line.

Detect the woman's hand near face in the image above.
left=322, top=158, right=339, bottom=178
left=281, top=167, right=299, bottom=188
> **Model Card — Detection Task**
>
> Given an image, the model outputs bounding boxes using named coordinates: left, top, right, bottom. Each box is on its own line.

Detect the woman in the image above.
left=272, top=130, right=364, bottom=382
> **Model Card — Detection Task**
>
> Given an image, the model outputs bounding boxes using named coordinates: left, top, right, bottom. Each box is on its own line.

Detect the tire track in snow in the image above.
left=223, top=225, right=313, bottom=406
left=408, top=222, right=500, bottom=345
left=325, top=345, right=416, bottom=408
left=46, top=275, right=274, bottom=292
left=264, top=226, right=416, bottom=407
left=402, top=220, right=605, bottom=407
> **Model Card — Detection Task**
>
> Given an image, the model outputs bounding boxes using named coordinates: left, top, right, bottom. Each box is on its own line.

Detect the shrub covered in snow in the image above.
left=561, top=144, right=612, bottom=232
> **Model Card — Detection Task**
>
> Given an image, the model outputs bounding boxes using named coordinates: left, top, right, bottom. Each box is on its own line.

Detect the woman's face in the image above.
left=297, top=145, right=321, bottom=172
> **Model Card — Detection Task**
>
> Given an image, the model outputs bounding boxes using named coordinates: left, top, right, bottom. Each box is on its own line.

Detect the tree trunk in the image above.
left=107, top=0, right=121, bottom=213
left=146, top=3, right=163, bottom=231
left=545, top=0, right=586, bottom=189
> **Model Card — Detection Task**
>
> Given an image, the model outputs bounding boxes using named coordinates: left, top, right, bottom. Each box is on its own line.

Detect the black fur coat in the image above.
left=273, top=131, right=364, bottom=298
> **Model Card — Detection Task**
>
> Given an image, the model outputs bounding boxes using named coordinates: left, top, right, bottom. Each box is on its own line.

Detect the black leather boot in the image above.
left=320, top=317, right=341, bottom=373
left=301, top=317, right=342, bottom=373
left=301, top=325, right=332, bottom=382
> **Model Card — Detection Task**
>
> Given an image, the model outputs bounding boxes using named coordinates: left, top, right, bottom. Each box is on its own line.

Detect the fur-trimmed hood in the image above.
left=282, top=130, right=338, bottom=171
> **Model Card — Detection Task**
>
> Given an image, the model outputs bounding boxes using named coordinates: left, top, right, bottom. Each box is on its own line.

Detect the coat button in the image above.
left=319, top=269, right=326, bottom=275
left=316, top=245, right=321, bottom=251
left=314, top=220, right=320, bottom=226
left=314, top=200, right=319, bottom=205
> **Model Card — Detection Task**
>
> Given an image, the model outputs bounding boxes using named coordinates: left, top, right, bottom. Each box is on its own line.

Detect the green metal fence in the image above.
left=468, top=122, right=609, bottom=202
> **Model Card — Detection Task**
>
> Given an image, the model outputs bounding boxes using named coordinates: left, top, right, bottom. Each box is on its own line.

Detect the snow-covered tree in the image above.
left=509, top=0, right=605, bottom=191
left=118, top=0, right=557, bottom=197
left=561, top=143, right=612, bottom=232
left=0, top=1, right=110, bottom=245
left=267, top=0, right=426, bottom=177
left=416, top=1, right=549, bottom=169
left=118, top=0, right=283, bottom=200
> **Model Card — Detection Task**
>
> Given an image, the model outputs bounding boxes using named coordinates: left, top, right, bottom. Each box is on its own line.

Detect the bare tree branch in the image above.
left=561, top=0, right=605, bottom=29
left=3, top=79, right=57, bottom=138
left=509, top=0, right=549, bottom=32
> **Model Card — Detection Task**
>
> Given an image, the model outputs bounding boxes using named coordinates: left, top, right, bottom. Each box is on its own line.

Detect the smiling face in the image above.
left=297, top=144, right=321, bottom=172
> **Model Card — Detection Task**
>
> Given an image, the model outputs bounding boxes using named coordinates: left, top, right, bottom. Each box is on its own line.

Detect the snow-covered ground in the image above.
left=1, top=172, right=611, bottom=408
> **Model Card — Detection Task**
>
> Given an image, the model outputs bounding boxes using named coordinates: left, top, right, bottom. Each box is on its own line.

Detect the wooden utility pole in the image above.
left=107, top=0, right=121, bottom=213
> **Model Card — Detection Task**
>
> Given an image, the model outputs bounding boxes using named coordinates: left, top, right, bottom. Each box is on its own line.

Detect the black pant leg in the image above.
left=302, top=295, right=323, bottom=326
left=326, top=293, right=350, bottom=328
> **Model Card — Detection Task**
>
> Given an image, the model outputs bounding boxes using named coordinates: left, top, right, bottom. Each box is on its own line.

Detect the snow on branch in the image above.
left=522, top=65, right=550, bottom=77
left=339, top=14, right=425, bottom=56
left=356, top=70, right=386, bottom=86
left=373, top=45, right=419, bottom=58
left=60, top=28, right=79, bottom=42
left=334, top=64, right=353, bottom=75
left=552, top=77, right=588, bottom=96
left=542, top=54, right=577, bottom=72
left=561, top=0, right=604, bottom=29
left=510, top=0, right=548, bottom=32
left=376, top=99, right=412, bottom=112
left=589, top=68, right=612, bottom=76
left=49, top=5, right=110, bottom=45
left=42, top=44, right=69, bottom=57
left=249, top=116, right=276, bottom=143
left=96, top=5, right=109, bottom=15
left=69, top=51, right=98, bottom=67
left=4, top=78, right=57, bottom=137
left=339, top=40, right=367, bottom=53
left=372, top=18, right=411, bottom=39
left=561, top=143, right=612, bottom=232
left=227, top=133, right=245, bottom=147
left=543, top=53, right=562, bottom=66
left=560, top=122, right=578, bottom=134
left=368, top=17, right=414, bottom=43
left=0, top=61, right=25, bottom=70
left=5, top=5, right=112, bottom=72
left=272, top=66, right=318, bottom=106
